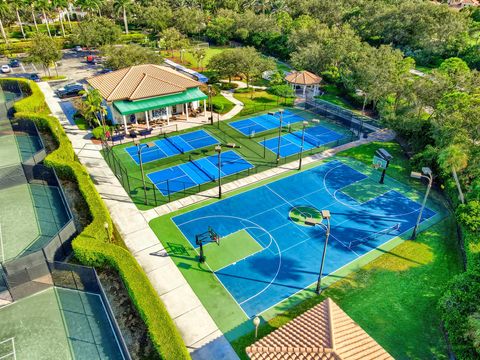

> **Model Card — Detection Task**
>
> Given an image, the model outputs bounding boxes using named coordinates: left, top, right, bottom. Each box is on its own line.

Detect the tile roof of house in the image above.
left=246, top=298, right=394, bottom=360
left=86, top=64, right=202, bottom=102
left=285, top=71, right=322, bottom=85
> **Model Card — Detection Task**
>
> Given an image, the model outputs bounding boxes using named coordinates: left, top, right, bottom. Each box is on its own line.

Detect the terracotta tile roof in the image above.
left=246, top=298, right=393, bottom=360
left=285, top=71, right=322, bottom=85
left=86, top=64, right=201, bottom=102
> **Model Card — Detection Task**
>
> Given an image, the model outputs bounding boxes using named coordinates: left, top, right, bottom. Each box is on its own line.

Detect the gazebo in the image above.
left=87, top=64, right=208, bottom=134
left=285, top=70, right=322, bottom=97
left=246, top=298, right=393, bottom=360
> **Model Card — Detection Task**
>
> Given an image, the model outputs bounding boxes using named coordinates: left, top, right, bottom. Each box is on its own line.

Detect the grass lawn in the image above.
left=316, top=84, right=356, bottom=110
left=209, top=93, right=235, bottom=114
left=228, top=141, right=463, bottom=359
left=161, top=46, right=228, bottom=70
left=73, top=114, right=89, bottom=130
left=233, top=89, right=294, bottom=116
left=41, top=75, right=67, bottom=81
left=275, top=60, right=291, bottom=73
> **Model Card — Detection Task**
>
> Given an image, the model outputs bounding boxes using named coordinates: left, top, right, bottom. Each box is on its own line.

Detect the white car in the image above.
left=1, top=65, right=11, bottom=73
left=74, top=46, right=83, bottom=52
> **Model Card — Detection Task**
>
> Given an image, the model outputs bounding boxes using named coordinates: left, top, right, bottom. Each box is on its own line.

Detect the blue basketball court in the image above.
left=125, top=130, right=219, bottom=165
left=172, top=160, right=437, bottom=317
left=260, top=125, right=346, bottom=158
left=147, top=151, right=254, bottom=195
left=229, top=110, right=305, bottom=136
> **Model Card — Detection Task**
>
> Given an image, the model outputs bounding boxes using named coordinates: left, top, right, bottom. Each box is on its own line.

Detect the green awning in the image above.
left=113, top=87, right=208, bottom=115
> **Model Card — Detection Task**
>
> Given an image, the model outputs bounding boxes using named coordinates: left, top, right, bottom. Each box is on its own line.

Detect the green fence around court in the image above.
left=102, top=108, right=358, bottom=209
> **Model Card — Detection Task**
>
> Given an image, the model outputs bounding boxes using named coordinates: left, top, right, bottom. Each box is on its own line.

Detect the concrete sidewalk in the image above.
left=38, top=82, right=239, bottom=360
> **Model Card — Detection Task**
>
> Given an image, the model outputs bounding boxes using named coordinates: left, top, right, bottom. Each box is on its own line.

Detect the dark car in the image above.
left=55, top=83, right=84, bottom=99
left=29, top=73, right=41, bottom=82
left=9, top=59, right=20, bottom=68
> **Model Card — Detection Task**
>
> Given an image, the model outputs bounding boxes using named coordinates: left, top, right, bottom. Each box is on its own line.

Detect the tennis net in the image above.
left=164, top=134, right=185, bottom=154
left=290, top=130, right=320, bottom=147
left=189, top=158, right=216, bottom=181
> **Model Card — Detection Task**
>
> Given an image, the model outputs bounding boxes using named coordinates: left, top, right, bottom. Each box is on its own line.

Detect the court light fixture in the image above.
left=215, top=145, right=222, bottom=198
left=410, top=167, right=434, bottom=240
left=410, top=171, right=422, bottom=179
left=321, top=210, right=331, bottom=219
left=134, top=141, right=155, bottom=205
left=311, top=118, right=320, bottom=124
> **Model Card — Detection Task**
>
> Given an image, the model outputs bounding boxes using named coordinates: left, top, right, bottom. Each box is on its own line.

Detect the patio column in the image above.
left=145, top=111, right=150, bottom=129
left=203, top=99, right=207, bottom=122
left=185, top=103, right=189, bottom=121
left=303, top=85, right=306, bottom=97
left=122, top=115, right=128, bottom=134
left=166, top=106, right=170, bottom=125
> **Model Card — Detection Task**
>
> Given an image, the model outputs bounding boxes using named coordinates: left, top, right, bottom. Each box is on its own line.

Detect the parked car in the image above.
left=8, top=59, right=20, bottom=68
left=55, top=83, right=84, bottom=98
left=74, top=46, right=83, bottom=52
left=29, top=73, right=41, bottom=82
left=1, top=65, right=11, bottom=73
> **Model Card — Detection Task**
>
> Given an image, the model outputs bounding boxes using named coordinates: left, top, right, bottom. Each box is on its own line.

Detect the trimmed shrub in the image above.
left=119, top=33, right=147, bottom=44
left=5, top=79, right=190, bottom=360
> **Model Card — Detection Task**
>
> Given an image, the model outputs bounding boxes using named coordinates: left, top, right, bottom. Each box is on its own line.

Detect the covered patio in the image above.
left=87, top=64, right=209, bottom=135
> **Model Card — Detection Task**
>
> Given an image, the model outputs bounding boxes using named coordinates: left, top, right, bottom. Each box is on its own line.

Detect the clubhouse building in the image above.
left=87, top=64, right=208, bottom=134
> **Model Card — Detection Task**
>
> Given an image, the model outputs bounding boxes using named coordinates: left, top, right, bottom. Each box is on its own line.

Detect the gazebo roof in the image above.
left=246, top=298, right=393, bottom=360
left=87, top=64, right=201, bottom=102
left=285, top=71, right=322, bottom=85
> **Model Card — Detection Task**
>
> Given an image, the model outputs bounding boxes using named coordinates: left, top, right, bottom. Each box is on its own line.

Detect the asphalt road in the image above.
left=0, top=49, right=104, bottom=89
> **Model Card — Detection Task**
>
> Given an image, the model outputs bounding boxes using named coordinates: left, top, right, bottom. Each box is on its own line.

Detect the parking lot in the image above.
left=0, top=49, right=103, bottom=89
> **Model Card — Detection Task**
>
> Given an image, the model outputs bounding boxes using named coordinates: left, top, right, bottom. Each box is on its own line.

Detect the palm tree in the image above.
left=30, top=1, right=39, bottom=33
left=0, top=0, right=10, bottom=44
left=37, top=0, right=52, bottom=37
left=9, top=0, right=26, bottom=39
left=113, top=0, right=131, bottom=34
left=64, top=0, right=72, bottom=30
left=76, top=0, right=104, bottom=17
left=51, top=0, right=67, bottom=37
left=438, top=144, right=468, bottom=204
left=79, top=88, right=106, bottom=128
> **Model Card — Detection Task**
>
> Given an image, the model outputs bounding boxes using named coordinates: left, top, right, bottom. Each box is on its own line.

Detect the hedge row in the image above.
left=0, top=38, right=65, bottom=55
left=6, top=80, right=190, bottom=360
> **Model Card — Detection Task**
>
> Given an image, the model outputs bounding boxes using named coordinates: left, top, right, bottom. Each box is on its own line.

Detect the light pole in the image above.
left=298, top=121, right=308, bottom=170
left=410, top=167, right=433, bottom=240
left=253, top=316, right=260, bottom=338
left=134, top=139, right=155, bottom=204
left=315, top=210, right=331, bottom=295
left=215, top=145, right=222, bottom=199
left=208, top=84, right=213, bottom=125
left=269, top=109, right=284, bottom=164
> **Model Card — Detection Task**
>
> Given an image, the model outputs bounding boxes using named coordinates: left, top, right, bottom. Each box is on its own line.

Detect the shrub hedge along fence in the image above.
left=2, top=78, right=190, bottom=360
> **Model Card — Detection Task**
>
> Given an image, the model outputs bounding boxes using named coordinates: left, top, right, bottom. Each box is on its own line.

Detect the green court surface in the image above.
left=203, top=230, right=263, bottom=271
left=0, top=183, right=39, bottom=262
left=0, top=183, right=70, bottom=262
left=0, top=118, right=22, bottom=169
left=0, top=287, right=124, bottom=360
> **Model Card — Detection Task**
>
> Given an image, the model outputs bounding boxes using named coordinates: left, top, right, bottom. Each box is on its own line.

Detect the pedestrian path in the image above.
left=38, top=82, right=239, bottom=360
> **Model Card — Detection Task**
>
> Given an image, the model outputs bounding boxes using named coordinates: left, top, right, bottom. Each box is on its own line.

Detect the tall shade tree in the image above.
left=438, top=144, right=469, bottom=204
left=9, top=0, right=26, bottom=39
left=51, top=0, right=67, bottom=37
left=27, top=33, right=62, bottom=77
left=37, top=0, right=52, bottom=37
left=0, top=0, right=10, bottom=43
left=71, top=16, right=121, bottom=48
left=113, top=0, right=132, bottom=34
left=101, top=44, right=162, bottom=70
